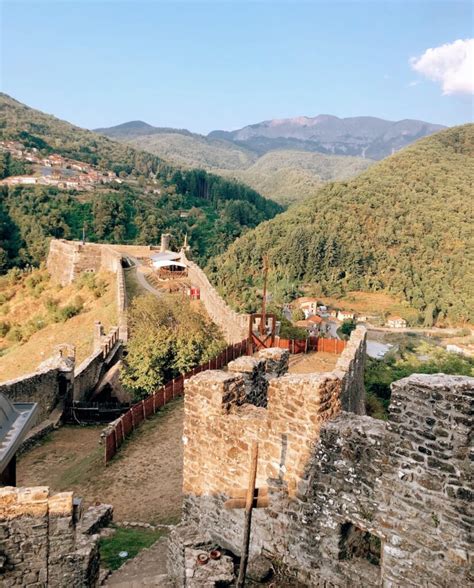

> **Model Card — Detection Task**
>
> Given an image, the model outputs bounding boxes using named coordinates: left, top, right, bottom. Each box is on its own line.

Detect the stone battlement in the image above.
left=0, top=486, right=112, bottom=586
left=172, top=329, right=473, bottom=587
left=182, top=254, right=249, bottom=344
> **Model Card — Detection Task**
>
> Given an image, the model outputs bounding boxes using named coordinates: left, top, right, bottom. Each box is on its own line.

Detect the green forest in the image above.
left=0, top=93, right=282, bottom=269
left=207, top=125, right=474, bottom=325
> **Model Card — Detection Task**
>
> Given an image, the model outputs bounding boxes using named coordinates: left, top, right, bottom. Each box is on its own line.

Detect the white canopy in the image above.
left=152, top=259, right=187, bottom=269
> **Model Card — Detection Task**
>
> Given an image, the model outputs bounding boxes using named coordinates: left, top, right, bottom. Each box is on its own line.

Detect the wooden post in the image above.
left=237, top=442, right=259, bottom=588
left=259, top=256, right=269, bottom=336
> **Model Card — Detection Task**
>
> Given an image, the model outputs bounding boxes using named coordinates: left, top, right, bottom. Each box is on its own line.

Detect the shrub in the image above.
left=21, top=316, right=46, bottom=340
left=340, top=319, right=357, bottom=338
left=0, top=321, right=10, bottom=337
left=0, top=290, right=14, bottom=304
left=6, top=326, right=23, bottom=343
left=6, top=268, right=23, bottom=285
left=76, top=273, right=107, bottom=298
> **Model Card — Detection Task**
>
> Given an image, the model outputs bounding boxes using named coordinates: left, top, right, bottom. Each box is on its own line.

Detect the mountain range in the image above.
left=96, top=115, right=445, bottom=204
left=206, top=124, right=474, bottom=326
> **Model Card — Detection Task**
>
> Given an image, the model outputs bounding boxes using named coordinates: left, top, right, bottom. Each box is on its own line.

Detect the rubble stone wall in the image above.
left=0, top=487, right=106, bottom=587
left=182, top=255, right=249, bottom=344
left=73, top=327, right=121, bottom=402
left=0, top=361, right=73, bottom=423
left=178, top=329, right=472, bottom=587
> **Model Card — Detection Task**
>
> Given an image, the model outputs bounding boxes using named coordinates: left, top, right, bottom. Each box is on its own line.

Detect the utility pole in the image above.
left=82, top=223, right=86, bottom=245
left=260, top=255, right=269, bottom=336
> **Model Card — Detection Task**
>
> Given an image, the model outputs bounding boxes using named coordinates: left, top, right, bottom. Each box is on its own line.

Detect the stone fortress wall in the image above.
left=0, top=238, right=128, bottom=439
left=47, top=239, right=129, bottom=341
left=181, top=254, right=249, bottom=344
left=0, top=354, right=73, bottom=423
left=172, top=326, right=473, bottom=587
left=0, top=486, right=111, bottom=586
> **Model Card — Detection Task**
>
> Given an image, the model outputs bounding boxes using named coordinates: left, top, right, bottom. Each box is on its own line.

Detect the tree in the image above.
left=340, top=319, right=356, bottom=338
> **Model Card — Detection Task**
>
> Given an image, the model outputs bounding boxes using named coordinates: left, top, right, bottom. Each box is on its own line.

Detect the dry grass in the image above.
left=288, top=351, right=339, bottom=374
left=0, top=268, right=117, bottom=381
left=306, top=290, right=418, bottom=321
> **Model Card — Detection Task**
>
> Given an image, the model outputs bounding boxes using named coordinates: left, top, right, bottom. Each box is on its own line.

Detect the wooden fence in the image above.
left=273, top=336, right=346, bottom=354
left=103, top=335, right=345, bottom=464
left=103, top=339, right=248, bottom=464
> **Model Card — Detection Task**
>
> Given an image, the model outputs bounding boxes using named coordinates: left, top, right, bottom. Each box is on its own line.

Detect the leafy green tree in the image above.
left=340, top=319, right=357, bottom=338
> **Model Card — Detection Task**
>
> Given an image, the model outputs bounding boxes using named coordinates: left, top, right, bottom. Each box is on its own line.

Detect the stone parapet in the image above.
left=174, top=329, right=473, bottom=586
left=0, top=486, right=110, bottom=586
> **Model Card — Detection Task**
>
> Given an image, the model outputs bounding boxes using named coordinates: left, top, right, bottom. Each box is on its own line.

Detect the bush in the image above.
left=292, top=307, right=306, bottom=322
left=46, top=295, right=84, bottom=322
left=6, top=268, right=23, bottom=285
left=6, top=326, right=23, bottom=342
left=76, top=272, right=107, bottom=298
left=0, top=320, right=10, bottom=337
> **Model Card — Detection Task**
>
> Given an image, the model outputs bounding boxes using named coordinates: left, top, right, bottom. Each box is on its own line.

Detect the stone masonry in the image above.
left=0, top=486, right=112, bottom=587
left=171, top=327, right=473, bottom=587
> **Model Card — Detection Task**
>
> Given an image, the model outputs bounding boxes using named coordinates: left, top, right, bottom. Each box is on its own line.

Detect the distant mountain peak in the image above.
left=209, top=114, right=446, bottom=159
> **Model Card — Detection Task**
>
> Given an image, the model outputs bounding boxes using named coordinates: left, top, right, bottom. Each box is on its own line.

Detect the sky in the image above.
left=1, top=1, right=473, bottom=134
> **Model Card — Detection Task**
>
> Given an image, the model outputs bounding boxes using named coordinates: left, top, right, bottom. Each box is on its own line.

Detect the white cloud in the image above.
left=410, top=39, right=474, bottom=95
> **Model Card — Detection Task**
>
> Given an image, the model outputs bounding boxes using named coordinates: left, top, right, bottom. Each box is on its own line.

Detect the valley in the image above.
left=97, top=114, right=444, bottom=205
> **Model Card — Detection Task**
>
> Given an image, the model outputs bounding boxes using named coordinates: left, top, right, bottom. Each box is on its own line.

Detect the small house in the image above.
left=337, top=310, right=355, bottom=321
left=386, top=316, right=407, bottom=329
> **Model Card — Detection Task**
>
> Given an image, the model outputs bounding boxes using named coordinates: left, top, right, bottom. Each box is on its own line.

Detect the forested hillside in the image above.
left=207, top=125, right=474, bottom=325
left=218, top=150, right=373, bottom=206
left=0, top=94, right=282, bottom=269
left=97, top=121, right=375, bottom=204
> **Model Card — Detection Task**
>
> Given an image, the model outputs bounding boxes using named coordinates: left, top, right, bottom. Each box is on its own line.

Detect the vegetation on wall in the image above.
left=207, top=125, right=474, bottom=325
left=121, top=294, right=225, bottom=398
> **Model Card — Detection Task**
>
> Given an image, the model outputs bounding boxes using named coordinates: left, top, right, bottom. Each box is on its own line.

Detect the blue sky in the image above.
left=1, top=1, right=473, bottom=133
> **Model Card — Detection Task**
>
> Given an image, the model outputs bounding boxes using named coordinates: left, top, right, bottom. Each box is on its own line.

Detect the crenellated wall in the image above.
left=0, top=486, right=111, bottom=586
left=172, top=330, right=472, bottom=587
left=0, top=354, right=74, bottom=423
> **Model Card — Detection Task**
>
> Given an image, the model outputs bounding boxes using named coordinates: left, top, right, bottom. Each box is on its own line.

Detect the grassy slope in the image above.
left=0, top=268, right=117, bottom=380
left=207, top=124, right=474, bottom=324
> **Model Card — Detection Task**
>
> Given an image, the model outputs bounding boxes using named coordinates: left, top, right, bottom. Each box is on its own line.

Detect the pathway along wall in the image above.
left=172, top=329, right=472, bottom=587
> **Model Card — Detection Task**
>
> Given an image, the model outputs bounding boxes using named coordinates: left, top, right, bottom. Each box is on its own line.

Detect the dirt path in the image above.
left=18, top=399, right=183, bottom=524
left=288, top=351, right=339, bottom=374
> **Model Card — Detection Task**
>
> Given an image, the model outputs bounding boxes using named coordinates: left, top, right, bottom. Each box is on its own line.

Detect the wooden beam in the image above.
left=236, top=441, right=258, bottom=588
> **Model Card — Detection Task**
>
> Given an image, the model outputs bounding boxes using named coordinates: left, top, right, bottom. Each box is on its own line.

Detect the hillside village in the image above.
left=0, top=140, right=121, bottom=190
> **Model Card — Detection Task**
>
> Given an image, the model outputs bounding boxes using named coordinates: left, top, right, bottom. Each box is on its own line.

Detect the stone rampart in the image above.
left=47, top=239, right=128, bottom=341
left=0, top=355, right=74, bottom=423
left=175, top=330, right=473, bottom=587
left=182, top=255, right=249, bottom=344
left=0, top=486, right=111, bottom=586
left=73, top=327, right=121, bottom=402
